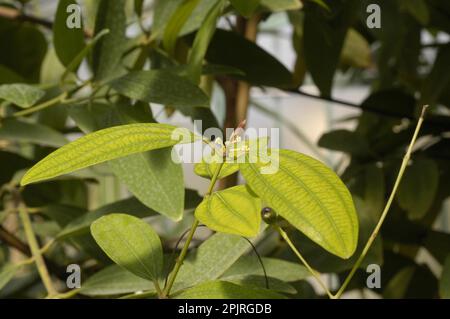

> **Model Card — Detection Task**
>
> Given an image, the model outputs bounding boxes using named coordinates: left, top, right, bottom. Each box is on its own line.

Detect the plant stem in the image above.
left=275, top=225, right=334, bottom=299
left=162, top=162, right=225, bottom=298
left=13, top=92, right=68, bottom=117
left=14, top=192, right=57, bottom=297
left=332, top=105, right=429, bottom=299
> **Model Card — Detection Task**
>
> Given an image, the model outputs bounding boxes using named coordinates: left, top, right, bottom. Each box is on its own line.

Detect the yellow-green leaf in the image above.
left=240, top=149, right=358, bottom=259
left=0, top=84, right=45, bottom=108
left=90, top=214, right=163, bottom=282
left=21, top=123, right=197, bottom=186
left=195, top=185, right=262, bottom=237
left=194, top=153, right=239, bottom=179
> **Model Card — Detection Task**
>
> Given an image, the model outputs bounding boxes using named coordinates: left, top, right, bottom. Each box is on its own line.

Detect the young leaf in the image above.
left=186, top=0, right=224, bottom=83
left=0, top=84, right=45, bottom=108
left=21, top=123, right=197, bottom=186
left=195, top=185, right=262, bottom=237
left=240, top=149, right=358, bottom=259
left=81, top=265, right=154, bottom=297
left=163, top=0, right=200, bottom=57
left=53, top=0, right=85, bottom=67
left=194, top=152, right=239, bottom=180
left=397, top=158, right=439, bottom=220
left=92, top=0, right=126, bottom=81
left=174, top=281, right=285, bottom=299
left=230, top=0, right=261, bottom=17
left=0, top=118, right=68, bottom=147
left=109, top=70, right=210, bottom=114
left=91, top=214, right=163, bottom=282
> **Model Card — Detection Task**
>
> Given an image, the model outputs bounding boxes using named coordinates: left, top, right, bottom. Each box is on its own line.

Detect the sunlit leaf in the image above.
left=241, top=149, right=358, bottom=259
left=195, top=185, right=262, bottom=237
left=21, top=123, right=197, bottom=186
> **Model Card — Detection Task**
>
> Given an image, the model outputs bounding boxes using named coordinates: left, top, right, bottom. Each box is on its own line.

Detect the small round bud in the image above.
left=261, top=207, right=278, bottom=224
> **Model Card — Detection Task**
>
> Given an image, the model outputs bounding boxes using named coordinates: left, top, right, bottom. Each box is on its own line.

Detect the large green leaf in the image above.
left=0, top=118, right=68, bottom=148
left=303, top=0, right=358, bottom=96
left=91, top=214, right=163, bottom=282
left=21, top=123, right=197, bottom=186
left=420, top=44, right=450, bottom=106
left=0, top=19, right=47, bottom=82
left=92, top=0, right=126, bottom=81
left=81, top=265, right=154, bottom=297
left=174, top=281, right=285, bottom=299
left=223, top=275, right=296, bottom=294
left=69, top=102, right=185, bottom=220
left=440, top=254, right=450, bottom=299
left=53, top=0, right=85, bottom=67
left=0, top=84, right=45, bottom=108
left=109, top=70, right=210, bottom=114
left=397, top=158, right=439, bottom=220
left=240, top=149, right=358, bottom=259
left=195, top=185, right=262, bottom=237
left=203, top=29, right=293, bottom=88
left=174, top=232, right=256, bottom=290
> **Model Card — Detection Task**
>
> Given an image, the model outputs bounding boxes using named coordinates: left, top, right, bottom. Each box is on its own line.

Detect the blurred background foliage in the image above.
left=0, top=0, right=449, bottom=299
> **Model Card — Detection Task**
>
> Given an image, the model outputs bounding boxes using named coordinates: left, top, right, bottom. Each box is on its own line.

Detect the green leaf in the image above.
left=318, top=129, right=372, bottom=157
left=363, top=164, right=385, bottom=219
left=222, top=256, right=310, bottom=282
left=360, top=89, right=416, bottom=118
left=440, top=254, right=450, bottom=299
left=53, top=0, right=85, bottom=67
left=109, top=70, right=210, bottom=114
left=397, top=158, right=439, bottom=220
left=340, top=29, right=371, bottom=69
left=195, top=185, right=262, bottom=237
left=420, top=44, right=450, bottom=106
left=69, top=102, right=186, bottom=220
left=163, top=0, right=201, bottom=57
left=92, top=0, right=126, bottom=81
left=241, top=149, right=358, bottom=259
left=0, top=20, right=47, bottom=82
left=186, top=0, right=224, bottom=83
left=203, top=29, right=293, bottom=88
left=0, top=118, right=68, bottom=148
left=0, top=84, right=45, bottom=108
left=57, top=196, right=157, bottom=239
left=81, top=265, right=154, bottom=297
left=0, top=264, right=20, bottom=290
left=230, top=0, right=260, bottom=17
left=62, top=29, right=110, bottom=80
left=174, top=232, right=257, bottom=290
left=194, top=152, right=239, bottom=179
left=399, top=0, right=430, bottom=25
left=91, top=214, right=163, bottom=282
left=174, top=281, right=285, bottom=299
left=260, top=0, right=302, bottom=12
left=21, top=123, right=197, bottom=186
left=303, top=0, right=358, bottom=96
left=223, top=275, right=296, bottom=294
